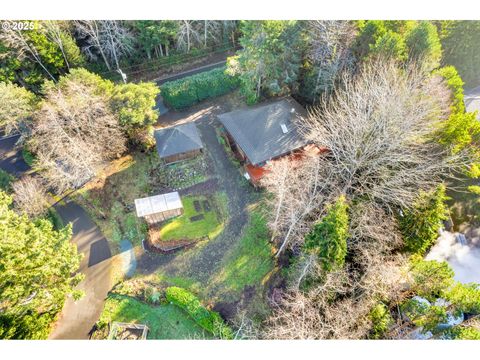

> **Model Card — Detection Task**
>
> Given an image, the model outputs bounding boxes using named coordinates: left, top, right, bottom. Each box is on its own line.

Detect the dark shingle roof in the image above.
left=217, top=97, right=309, bottom=165
left=154, top=122, right=203, bottom=158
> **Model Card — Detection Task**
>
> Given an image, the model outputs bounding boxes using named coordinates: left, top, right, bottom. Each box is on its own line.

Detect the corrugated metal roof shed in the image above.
left=134, top=191, right=183, bottom=218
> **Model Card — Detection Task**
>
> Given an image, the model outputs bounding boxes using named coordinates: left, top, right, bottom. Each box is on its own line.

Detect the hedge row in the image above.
left=161, top=67, right=240, bottom=110
left=165, top=286, right=234, bottom=339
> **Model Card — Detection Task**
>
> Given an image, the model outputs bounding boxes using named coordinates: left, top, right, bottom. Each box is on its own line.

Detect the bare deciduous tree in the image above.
left=29, top=80, right=126, bottom=194
left=176, top=20, right=202, bottom=53
left=74, top=20, right=133, bottom=71
left=12, top=176, right=49, bottom=218
left=300, top=61, right=468, bottom=211
left=307, top=20, right=356, bottom=100
left=261, top=61, right=470, bottom=339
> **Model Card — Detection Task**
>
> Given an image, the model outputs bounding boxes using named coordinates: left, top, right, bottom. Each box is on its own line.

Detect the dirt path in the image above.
left=137, top=109, right=257, bottom=288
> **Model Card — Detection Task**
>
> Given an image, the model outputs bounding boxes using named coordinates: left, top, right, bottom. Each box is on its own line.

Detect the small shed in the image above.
left=154, top=122, right=203, bottom=164
left=135, top=191, right=183, bottom=226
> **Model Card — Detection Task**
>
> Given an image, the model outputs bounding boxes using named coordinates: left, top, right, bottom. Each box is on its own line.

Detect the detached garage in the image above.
left=154, top=122, right=203, bottom=164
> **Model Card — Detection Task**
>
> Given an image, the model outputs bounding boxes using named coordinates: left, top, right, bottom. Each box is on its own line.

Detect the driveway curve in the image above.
left=48, top=199, right=112, bottom=340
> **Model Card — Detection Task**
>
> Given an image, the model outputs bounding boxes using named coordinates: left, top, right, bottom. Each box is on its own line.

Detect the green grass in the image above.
left=159, top=193, right=227, bottom=241
left=98, top=294, right=212, bottom=339
left=212, top=210, right=274, bottom=298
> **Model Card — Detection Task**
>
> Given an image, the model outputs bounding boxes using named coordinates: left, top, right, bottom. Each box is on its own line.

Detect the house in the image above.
left=154, top=122, right=203, bottom=164
left=134, top=191, right=183, bottom=226
left=217, top=97, right=320, bottom=184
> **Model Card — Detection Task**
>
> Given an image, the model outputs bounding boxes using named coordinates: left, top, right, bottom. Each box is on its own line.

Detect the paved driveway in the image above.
left=49, top=199, right=112, bottom=339
left=0, top=134, right=30, bottom=176
left=0, top=134, right=113, bottom=339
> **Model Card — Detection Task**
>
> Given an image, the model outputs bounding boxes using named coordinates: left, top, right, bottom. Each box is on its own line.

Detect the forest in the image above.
left=0, top=20, right=480, bottom=340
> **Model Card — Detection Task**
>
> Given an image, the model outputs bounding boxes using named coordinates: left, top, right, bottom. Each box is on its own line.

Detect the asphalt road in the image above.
left=49, top=199, right=112, bottom=339
left=0, top=134, right=30, bottom=176
left=0, top=133, right=113, bottom=339
left=155, top=60, right=226, bottom=85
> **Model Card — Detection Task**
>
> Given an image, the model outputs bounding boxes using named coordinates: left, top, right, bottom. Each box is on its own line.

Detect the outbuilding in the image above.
left=134, top=191, right=183, bottom=226
left=154, top=122, right=203, bottom=164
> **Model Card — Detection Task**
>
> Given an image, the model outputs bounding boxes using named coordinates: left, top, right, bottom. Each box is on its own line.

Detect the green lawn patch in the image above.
left=212, top=210, right=274, bottom=298
left=97, top=294, right=212, bottom=339
left=165, top=287, right=233, bottom=339
left=159, top=192, right=227, bottom=241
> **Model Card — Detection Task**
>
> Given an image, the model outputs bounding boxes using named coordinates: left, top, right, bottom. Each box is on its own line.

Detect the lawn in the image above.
left=159, top=192, right=227, bottom=241
left=97, top=294, right=212, bottom=339
left=210, top=210, right=274, bottom=300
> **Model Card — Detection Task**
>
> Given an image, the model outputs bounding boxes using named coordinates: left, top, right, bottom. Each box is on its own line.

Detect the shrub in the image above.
left=0, top=169, right=13, bottom=192
left=22, top=145, right=36, bottom=167
left=400, top=185, right=449, bottom=255
left=304, top=196, right=349, bottom=272
left=369, top=303, right=393, bottom=339
left=161, top=67, right=240, bottom=110
left=165, top=286, right=233, bottom=339
left=45, top=207, right=64, bottom=231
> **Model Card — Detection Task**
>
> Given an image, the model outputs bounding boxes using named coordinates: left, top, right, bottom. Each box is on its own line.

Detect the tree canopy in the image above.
left=230, top=20, right=302, bottom=104
left=0, top=191, right=82, bottom=339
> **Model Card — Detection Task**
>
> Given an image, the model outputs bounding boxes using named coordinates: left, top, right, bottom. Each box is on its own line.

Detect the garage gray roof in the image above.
left=217, top=97, right=309, bottom=165
left=154, top=122, right=203, bottom=158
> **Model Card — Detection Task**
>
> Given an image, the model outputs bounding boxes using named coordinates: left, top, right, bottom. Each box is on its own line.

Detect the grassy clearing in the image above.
left=211, top=210, right=274, bottom=300
left=97, top=294, right=212, bottom=339
left=159, top=192, right=227, bottom=241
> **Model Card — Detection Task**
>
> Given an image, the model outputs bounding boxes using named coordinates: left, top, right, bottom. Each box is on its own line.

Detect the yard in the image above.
left=159, top=193, right=227, bottom=241
left=80, top=92, right=277, bottom=334
left=74, top=149, right=212, bottom=250
left=95, top=294, right=212, bottom=339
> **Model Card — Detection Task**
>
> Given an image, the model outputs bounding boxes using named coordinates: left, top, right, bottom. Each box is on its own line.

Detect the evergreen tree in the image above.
left=0, top=191, right=83, bottom=339
left=405, top=21, right=442, bottom=71
left=304, top=196, right=349, bottom=272
left=400, top=185, right=449, bottom=255
left=440, top=21, right=480, bottom=87
left=133, top=20, right=178, bottom=58
left=230, top=20, right=302, bottom=104
left=0, top=82, right=37, bottom=135
left=111, top=82, right=160, bottom=147
left=369, top=30, right=407, bottom=61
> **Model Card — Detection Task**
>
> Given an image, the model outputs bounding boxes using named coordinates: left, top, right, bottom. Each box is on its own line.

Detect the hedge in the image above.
left=161, top=67, right=240, bottom=110
left=165, top=286, right=234, bottom=339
